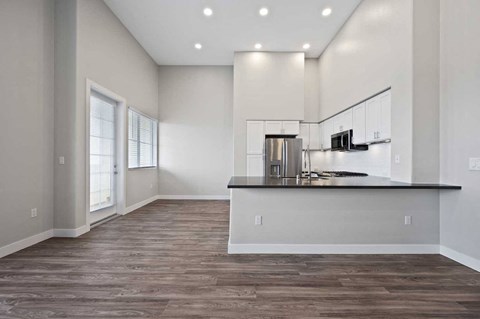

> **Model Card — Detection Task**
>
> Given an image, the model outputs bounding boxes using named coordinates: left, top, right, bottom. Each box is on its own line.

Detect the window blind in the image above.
left=128, top=108, right=158, bottom=168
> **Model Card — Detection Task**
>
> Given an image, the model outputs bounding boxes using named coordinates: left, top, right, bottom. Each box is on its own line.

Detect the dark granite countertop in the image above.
left=228, top=176, right=461, bottom=190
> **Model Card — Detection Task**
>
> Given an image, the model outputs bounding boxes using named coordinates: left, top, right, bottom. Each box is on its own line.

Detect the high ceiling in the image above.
left=104, top=0, right=361, bottom=65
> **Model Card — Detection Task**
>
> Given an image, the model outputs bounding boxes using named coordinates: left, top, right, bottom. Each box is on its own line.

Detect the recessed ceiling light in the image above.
left=254, top=43, right=262, bottom=50
left=203, top=7, right=213, bottom=16
left=322, top=7, right=332, bottom=16
left=194, top=43, right=202, bottom=50
left=259, top=7, right=269, bottom=16
left=303, top=43, right=311, bottom=50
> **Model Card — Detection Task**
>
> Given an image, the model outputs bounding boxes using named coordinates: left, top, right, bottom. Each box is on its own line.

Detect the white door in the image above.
left=365, top=95, right=380, bottom=143
left=246, top=121, right=265, bottom=154
left=282, top=121, right=300, bottom=135
left=89, top=91, right=117, bottom=224
left=265, top=121, right=283, bottom=134
left=379, top=90, right=391, bottom=140
left=323, top=119, right=334, bottom=150
left=309, top=124, right=321, bottom=150
left=298, top=123, right=310, bottom=150
left=352, top=103, right=366, bottom=145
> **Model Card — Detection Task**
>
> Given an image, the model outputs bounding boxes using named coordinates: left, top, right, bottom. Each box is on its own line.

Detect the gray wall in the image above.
left=0, top=0, right=54, bottom=247
left=317, top=0, right=413, bottom=182
left=230, top=189, right=439, bottom=246
left=54, top=0, right=160, bottom=230
left=233, top=52, right=305, bottom=175
left=157, top=66, right=233, bottom=197
left=439, top=0, right=480, bottom=261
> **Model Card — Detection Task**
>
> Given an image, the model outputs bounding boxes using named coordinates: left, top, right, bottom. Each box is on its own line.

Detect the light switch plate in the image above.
left=59, top=156, right=65, bottom=165
left=394, top=155, right=401, bottom=164
left=404, top=215, right=412, bottom=225
left=469, top=158, right=480, bottom=171
left=255, top=215, right=262, bottom=226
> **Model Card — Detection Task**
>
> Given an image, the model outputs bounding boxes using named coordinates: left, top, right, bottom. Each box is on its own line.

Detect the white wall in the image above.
left=439, top=0, right=480, bottom=262
left=157, top=66, right=233, bottom=197
left=317, top=0, right=413, bottom=182
left=54, top=0, right=160, bottom=230
left=304, top=58, right=320, bottom=122
left=233, top=52, right=305, bottom=175
left=0, top=0, right=54, bottom=247
left=311, top=143, right=391, bottom=178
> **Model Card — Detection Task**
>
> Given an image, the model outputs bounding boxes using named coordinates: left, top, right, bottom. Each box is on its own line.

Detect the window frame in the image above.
left=128, top=107, right=158, bottom=169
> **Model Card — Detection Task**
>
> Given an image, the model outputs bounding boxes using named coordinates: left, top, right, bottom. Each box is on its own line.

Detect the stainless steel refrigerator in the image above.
left=265, top=137, right=302, bottom=178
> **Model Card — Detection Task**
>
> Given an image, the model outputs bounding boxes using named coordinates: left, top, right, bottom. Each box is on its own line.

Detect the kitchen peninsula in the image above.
left=227, top=176, right=461, bottom=254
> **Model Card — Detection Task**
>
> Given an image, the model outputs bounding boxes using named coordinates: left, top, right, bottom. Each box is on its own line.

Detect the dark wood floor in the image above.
left=1, top=200, right=479, bottom=318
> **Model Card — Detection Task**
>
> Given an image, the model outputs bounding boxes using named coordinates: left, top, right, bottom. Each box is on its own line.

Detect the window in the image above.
left=128, top=108, right=158, bottom=168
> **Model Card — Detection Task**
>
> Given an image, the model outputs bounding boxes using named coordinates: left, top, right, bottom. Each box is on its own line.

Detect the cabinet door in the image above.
left=352, top=103, right=366, bottom=145
left=378, top=90, right=391, bottom=140
left=298, top=123, right=310, bottom=150
left=322, top=119, right=333, bottom=150
left=247, top=154, right=264, bottom=176
left=309, top=124, right=321, bottom=150
left=282, top=121, right=300, bottom=135
left=365, top=96, right=380, bottom=143
left=342, top=109, right=353, bottom=131
left=332, top=114, right=343, bottom=133
left=246, top=121, right=265, bottom=154
left=265, top=121, right=282, bottom=135
left=318, top=122, right=324, bottom=150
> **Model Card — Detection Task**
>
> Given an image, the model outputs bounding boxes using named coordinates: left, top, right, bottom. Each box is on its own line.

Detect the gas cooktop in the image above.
left=320, top=171, right=369, bottom=177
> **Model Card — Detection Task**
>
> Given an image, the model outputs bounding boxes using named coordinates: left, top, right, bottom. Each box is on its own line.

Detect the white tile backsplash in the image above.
left=309, top=143, right=391, bottom=177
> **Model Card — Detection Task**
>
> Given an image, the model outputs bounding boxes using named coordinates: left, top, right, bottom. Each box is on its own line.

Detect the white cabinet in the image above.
left=247, top=155, right=264, bottom=176
left=309, top=124, right=321, bottom=150
left=365, top=90, right=391, bottom=143
left=322, top=119, right=334, bottom=150
left=298, top=123, right=309, bottom=150
left=265, top=121, right=300, bottom=135
left=298, top=123, right=321, bottom=150
left=352, top=102, right=366, bottom=145
left=246, top=121, right=265, bottom=154
left=282, top=121, right=300, bottom=135
left=265, top=121, right=283, bottom=135
left=332, top=109, right=353, bottom=133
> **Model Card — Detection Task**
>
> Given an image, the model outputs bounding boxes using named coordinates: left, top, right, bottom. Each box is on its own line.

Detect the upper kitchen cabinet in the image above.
left=265, top=121, right=300, bottom=135
left=298, top=123, right=321, bottom=150
left=332, top=109, right=353, bottom=133
left=246, top=121, right=265, bottom=155
left=352, top=102, right=366, bottom=145
left=366, top=90, right=391, bottom=143
left=322, top=118, right=334, bottom=150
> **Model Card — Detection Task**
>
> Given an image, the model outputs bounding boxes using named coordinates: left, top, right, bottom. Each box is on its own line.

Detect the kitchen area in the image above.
left=228, top=49, right=461, bottom=254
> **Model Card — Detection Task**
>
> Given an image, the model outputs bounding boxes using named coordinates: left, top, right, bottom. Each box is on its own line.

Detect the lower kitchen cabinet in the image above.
left=247, top=154, right=264, bottom=176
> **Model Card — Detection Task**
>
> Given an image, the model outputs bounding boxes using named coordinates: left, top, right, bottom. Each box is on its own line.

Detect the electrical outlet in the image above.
left=469, top=158, right=480, bottom=171
left=395, top=155, right=401, bottom=164
left=150, top=183, right=153, bottom=189
left=254, top=215, right=262, bottom=226
left=59, top=156, right=65, bottom=165
left=31, top=208, right=38, bottom=218
left=404, top=215, right=412, bottom=225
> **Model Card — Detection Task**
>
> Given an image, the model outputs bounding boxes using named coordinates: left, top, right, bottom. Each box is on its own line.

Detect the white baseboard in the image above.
left=0, top=229, right=54, bottom=258
left=440, top=245, right=480, bottom=272
left=157, top=194, right=230, bottom=200
left=53, top=225, right=90, bottom=238
left=228, top=243, right=440, bottom=254
left=124, top=195, right=160, bottom=215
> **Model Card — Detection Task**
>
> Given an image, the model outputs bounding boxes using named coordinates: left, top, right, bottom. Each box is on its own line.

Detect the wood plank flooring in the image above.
left=0, top=200, right=479, bottom=318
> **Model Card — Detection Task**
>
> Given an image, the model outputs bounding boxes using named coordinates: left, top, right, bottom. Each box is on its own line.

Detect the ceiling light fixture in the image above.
left=203, top=7, right=213, bottom=16
left=259, top=7, right=269, bottom=16
left=194, top=43, right=202, bottom=50
left=322, top=7, right=332, bottom=16
left=254, top=43, right=262, bottom=50
left=303, top=43, right=311, bottom=50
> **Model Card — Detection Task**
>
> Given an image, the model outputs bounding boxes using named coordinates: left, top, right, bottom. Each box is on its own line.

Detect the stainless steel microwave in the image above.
left=331, top=129, right=368, bottom=152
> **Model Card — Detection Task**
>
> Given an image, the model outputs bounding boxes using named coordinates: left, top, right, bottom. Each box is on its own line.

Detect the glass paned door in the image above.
left=90, top=91, right=117, bottom=221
